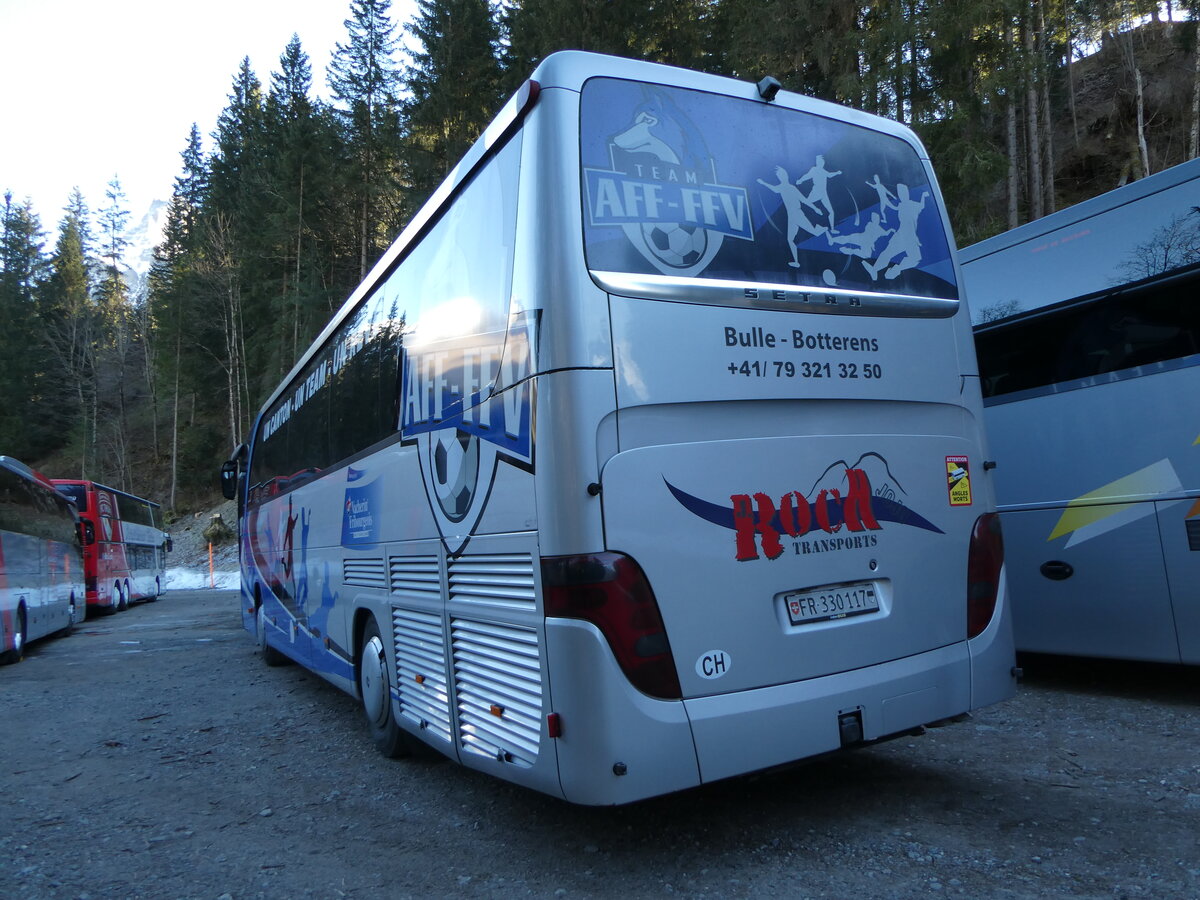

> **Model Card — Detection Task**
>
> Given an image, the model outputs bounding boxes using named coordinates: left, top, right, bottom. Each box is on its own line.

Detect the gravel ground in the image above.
left=1, top=590, right=1198, bottom=900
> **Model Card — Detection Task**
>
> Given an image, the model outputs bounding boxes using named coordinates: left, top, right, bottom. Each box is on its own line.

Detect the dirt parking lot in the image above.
left=2, top=589, right=1198, bottom=899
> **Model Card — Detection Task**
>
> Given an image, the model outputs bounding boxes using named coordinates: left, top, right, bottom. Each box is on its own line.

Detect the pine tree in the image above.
left=403, top=0, right=504, bottom=209
left=42, top=203, right=97, bottom=476
left=94, top=177, right=138, bottom=487
left=328, top=0, right=406, bottom=279
left=265, top=35, right=345, bottom=376
left=504, top=0, right=619, bottom=73
left=205, top=59, right=267, bottom=450
left=0, top=193, right=53, bottom=458
left=641, top=0, right=715, bottom=70
left=65, top=186, right=94, bottom=259
left=716, top=0, right=864, bottom=104
left=149, top=125, right=210, bottom=506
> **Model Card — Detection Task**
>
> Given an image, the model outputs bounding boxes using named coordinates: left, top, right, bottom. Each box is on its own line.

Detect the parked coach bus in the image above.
left=221, top=52, right=1017, bottom=804
left=1, top=457, right=85, bottom=663
left=51, top=480, right=168, bottom=613
left=960, top=158, right=1200, bottom=665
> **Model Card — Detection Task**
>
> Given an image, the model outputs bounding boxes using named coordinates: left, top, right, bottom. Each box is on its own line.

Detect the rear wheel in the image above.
left=359, top=617, right=409, bottom=758
left=256, top=603, right=287, bottom=666
left=115, top=583, right=128, bottom=612
left=2, top=605, right=27, bottom=665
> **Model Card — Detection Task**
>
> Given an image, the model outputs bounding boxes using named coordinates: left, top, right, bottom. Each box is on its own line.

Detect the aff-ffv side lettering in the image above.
left=731, top=468, right=880, bottom=561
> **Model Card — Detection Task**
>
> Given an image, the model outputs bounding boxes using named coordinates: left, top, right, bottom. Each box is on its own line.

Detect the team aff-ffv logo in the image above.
left=584, top=88, right=753, bottom=277
left=667, top=453, right=943, bottom=561
left=400, top=311, right=538, bottom=555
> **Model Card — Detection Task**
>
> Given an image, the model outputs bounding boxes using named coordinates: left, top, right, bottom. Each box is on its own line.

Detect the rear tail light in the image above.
left=967, top=513, right=1004, bottom=639
left=541, top=552, right=682, bottom=700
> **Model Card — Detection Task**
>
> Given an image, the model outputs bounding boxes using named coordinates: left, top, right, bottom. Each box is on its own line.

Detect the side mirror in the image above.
left=220, top=459, right=238, bottom=500
left=165, top=535, right=174, bottom=553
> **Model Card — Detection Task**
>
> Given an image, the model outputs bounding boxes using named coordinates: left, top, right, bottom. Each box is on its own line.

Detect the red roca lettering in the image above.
left=731, top=467, right=881, bottom=561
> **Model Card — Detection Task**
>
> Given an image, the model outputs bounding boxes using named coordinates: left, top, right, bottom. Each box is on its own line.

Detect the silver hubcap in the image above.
left=361, top=635, right=388, bottom=725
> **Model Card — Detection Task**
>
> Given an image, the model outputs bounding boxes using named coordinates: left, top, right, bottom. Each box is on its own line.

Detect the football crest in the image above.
left=401, top=310, right=538, bottom=556
left=584, top=88, right=752, bottom=279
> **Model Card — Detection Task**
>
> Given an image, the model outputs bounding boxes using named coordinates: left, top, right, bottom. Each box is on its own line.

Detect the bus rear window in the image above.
left=580, top=77, right=957, bottom=301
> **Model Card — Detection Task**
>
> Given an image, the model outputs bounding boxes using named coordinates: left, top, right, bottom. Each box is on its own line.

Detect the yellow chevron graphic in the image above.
left=1048, top=459, right=1181, bottom=542
left=1048, top=501, right=1134, bottom=541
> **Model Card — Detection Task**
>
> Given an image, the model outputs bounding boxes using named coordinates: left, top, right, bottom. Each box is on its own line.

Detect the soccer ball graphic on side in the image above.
left=643, top=222, right=709, bottom=269
left=429, top=428, right=480, bottom=522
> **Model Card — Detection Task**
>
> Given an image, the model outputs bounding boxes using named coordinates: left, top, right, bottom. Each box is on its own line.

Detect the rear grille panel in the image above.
left=451, top=618, right=542, bottom=766
left=448, top=553, right=537, bottom=612
left=392, top=606, right=453, bottom=745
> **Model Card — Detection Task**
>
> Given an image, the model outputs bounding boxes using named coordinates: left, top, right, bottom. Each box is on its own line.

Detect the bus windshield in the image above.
left=581, top=77, right=957, bottom=302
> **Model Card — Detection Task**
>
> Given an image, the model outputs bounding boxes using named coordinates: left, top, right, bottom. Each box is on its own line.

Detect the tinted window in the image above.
left=329, top=293, right=403, bottom=463
left=249, top=130, right=522, bottom=503
left=115, top=492, right=156, bottom=527
left=0, top=466, right=27, bottom=533
left=0, top=468, right=76, bottom=545
left=975, top=272, right=1200, bottom=399
left=580, top=77, right=956, bottom=300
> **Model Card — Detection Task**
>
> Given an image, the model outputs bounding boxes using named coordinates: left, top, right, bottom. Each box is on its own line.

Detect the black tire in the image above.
left=256, top=603, right=288, bottom=667
left=2, top=604, right=27, bottom=665
left=359, top=616, right=410, bottom=758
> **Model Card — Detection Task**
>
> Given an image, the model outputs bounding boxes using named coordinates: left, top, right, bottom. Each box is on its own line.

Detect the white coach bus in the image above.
left=1, top=456, right=85, bottom=663
left=961, top=159, right=1200, bottom=664
left=221, top=51, right=1016, bottom=804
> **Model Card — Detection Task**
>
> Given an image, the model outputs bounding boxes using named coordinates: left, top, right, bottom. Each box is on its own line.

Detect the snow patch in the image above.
left=165, top=567, right=240, bottom=591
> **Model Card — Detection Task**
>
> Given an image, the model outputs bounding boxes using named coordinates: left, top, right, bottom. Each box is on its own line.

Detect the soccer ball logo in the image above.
left=429, top=428, right=480, bottom=522
left=606, top=95, right=725, bottom=278
left=643, top=222, right=709, bottom=269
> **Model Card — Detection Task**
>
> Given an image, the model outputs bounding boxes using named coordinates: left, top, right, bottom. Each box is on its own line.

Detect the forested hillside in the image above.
left=2, top=0, right=1197, bottom=514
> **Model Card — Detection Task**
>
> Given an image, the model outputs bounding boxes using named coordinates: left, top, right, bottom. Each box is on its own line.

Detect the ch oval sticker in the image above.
left=695, top=650, right=732, bottom=680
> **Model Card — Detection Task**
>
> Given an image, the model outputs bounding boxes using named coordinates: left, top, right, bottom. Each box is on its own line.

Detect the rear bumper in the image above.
left=684, top=641, right=971, bottom=783
left=547, top=618, right=1010, bottom=804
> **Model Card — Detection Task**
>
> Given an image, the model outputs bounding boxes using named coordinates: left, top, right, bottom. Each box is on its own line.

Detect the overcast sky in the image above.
left=0, top=0, right=417, bottom=228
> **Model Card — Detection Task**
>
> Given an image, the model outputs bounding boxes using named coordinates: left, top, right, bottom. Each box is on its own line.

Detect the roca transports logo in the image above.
left=667, top=452, right=944, bottom=561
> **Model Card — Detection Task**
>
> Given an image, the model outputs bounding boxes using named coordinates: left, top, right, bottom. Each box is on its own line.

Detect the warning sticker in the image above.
left=946, top=456, right=972, bottom=507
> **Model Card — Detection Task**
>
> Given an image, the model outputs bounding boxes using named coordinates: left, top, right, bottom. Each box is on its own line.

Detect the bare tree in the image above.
left=199, top=214, right=252, bottom=451
left=1024, top=13, right=1045, bottom=220
left=1191, top=29, right=1200, bottom=158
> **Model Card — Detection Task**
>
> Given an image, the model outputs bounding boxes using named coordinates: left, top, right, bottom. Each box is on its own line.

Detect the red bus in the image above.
left=51, top=480, right=169, bottom=613
left=1, top=457, right=85, bottom=663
